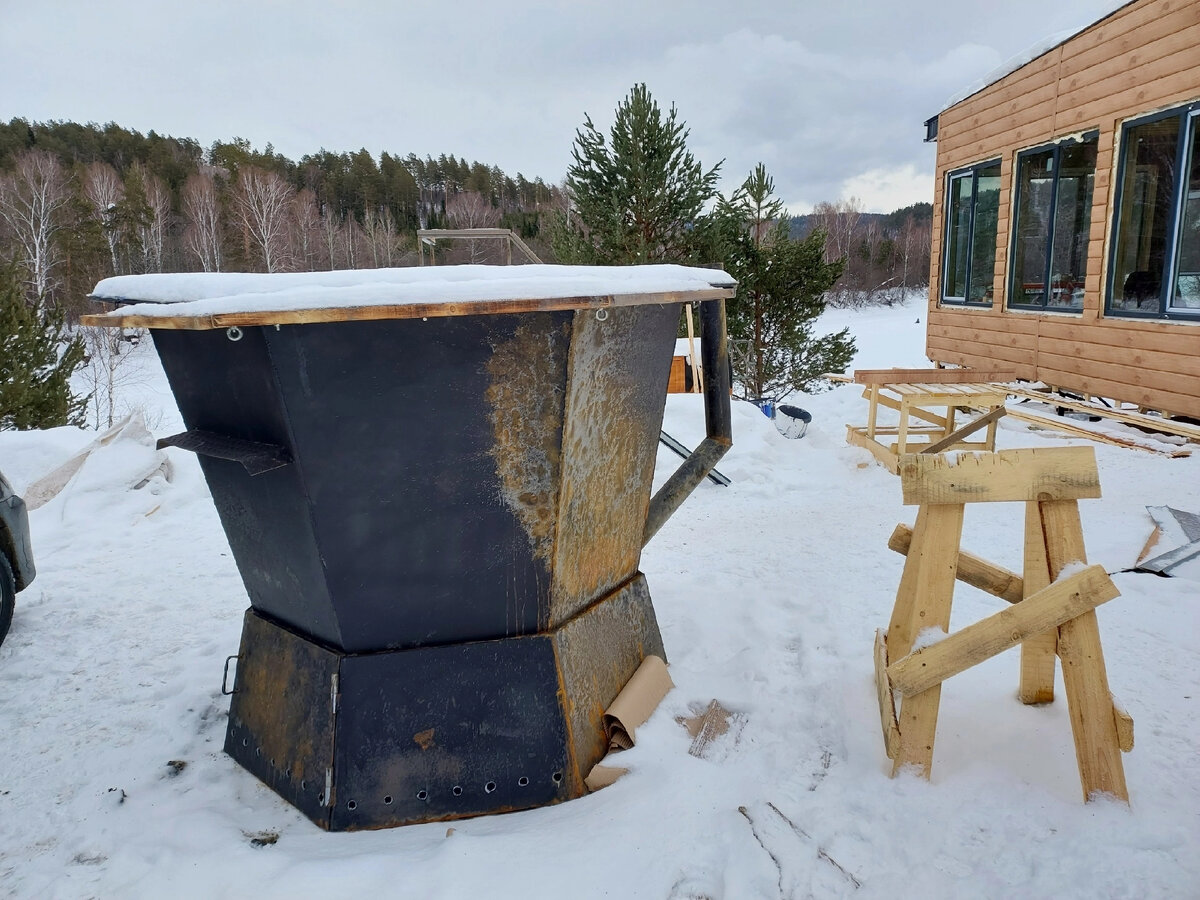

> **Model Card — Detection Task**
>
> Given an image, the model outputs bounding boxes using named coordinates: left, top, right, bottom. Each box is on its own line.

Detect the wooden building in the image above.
left=924, top=0, right=1200, bottom=418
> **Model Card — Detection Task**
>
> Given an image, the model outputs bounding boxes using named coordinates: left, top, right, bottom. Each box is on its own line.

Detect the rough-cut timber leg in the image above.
left=889, top=503, right=965, bottom=779
left=896, top=396, right=911, bottom=455
left=867, top=385, right=879, bottom=442
left=1019, top=500, right=1057, bottom=704
left=1039, top=499, right=1128, bottom=802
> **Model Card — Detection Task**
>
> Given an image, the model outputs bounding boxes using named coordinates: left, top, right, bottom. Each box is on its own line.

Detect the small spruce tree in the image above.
left=716, top=165, right=855, bottom=401
left=0, top=265, right=87, bottom=430
left=552, top=84, right=720, bottom=264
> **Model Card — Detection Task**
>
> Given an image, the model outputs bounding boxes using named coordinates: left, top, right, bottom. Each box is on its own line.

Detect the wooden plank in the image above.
left=1007, top=407, right=1192, bottom=457
left=889, top=504, right=965, bottom=779
left=926, top=336, right=1037, bottom=369
left=1027, top=364, right=1200, bottom=422
left=899, top=447, right=1100, bottom=506
left=80, top=286, right=735, bottom=330
left=854, top=368, right=1016, bottom=385
left=887, top=565, right=1118, bottom=697
left=846, top=426, right=899, bottom=473
left=1020, top=501, right=1058, bottom=704
left=1056, top=63, right=1200, bottom=132
left=928, top=307, right=1042, bottom=334
left=1058, top=0, right=1177, bottom=61
left=1036, top=334, right=1200, bottom=380
left=1038, top=345, right=1200, bottom=399
left=1055, top=38, right=1200, bottom=115
left=928, top=345, right=1034, bottom=378
left=926, top=317, right=1041, bottom=342
left=1009, top=386, right=1200, bottom=442
left=1057, top=19, right=1200, bottom=95
left=940, top=48, right=1063, bottom=128
left=922, top=408, right=1006, bottom=454
left=875, top=630, right=901, bottom=760
left=887, top=523, right=1024, bottom=604
left=938, top=93, right=1060, bottom=160
left=886, top=505, right=965, bottom=660
left=871, top=391, right=951, bottom=429
left=1112, top=698, right=1134, bottom=752
left=1038, top=315, right=1200, bottom=358
left=1039, top=500, right=1129, bottom=802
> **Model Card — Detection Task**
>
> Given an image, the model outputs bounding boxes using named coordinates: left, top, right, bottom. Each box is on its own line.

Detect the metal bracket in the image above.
left=644, top=298, right=733, bottom=545
left=157, top=430, right=291, bottom=476
left=221, top=655, right=239, bottom=695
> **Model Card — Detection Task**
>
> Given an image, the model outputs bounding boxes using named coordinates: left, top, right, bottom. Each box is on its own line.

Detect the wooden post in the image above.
left=1039, top=499, right=1128, bottom=802
left=685, top=302, right=702, bottom=393
left=889, top=503, right=964, bottom=778
left=1019, top=500, right=1057, bottom=703
left=896, top=396, right=911, bottom=454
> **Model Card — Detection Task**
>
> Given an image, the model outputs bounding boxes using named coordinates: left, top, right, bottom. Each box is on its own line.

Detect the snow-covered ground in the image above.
left=1, top=295, right=1197, bottom=898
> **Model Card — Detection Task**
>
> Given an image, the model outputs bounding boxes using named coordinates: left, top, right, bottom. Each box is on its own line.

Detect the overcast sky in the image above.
left=1, top=0, right=1124, bottom=213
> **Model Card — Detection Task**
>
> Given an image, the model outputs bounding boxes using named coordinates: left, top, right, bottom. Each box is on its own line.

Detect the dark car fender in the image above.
left=1, top=494, right=36, bottom=591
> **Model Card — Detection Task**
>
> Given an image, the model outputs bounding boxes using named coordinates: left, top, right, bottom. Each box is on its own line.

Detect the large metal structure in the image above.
left=84, top=266, right=733, bottom=830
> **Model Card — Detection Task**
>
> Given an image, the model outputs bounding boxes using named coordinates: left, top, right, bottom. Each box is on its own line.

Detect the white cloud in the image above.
left=838, top=164, right=933, bottom=213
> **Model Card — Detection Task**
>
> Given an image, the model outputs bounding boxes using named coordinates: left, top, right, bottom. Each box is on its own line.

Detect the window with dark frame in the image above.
left=1009, top=132, right=1099, bottom=312
left=1108, top=100, right=1200, bottom=318
left=941, top=159, right=1001, bottom=306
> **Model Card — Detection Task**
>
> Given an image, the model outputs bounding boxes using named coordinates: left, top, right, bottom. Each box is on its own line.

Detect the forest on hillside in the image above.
left=0, top=118, right=931, bottom=318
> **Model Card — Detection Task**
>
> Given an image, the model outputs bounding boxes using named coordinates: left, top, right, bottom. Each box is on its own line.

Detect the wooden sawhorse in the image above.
left=874, top=447, right=1131, bottom=802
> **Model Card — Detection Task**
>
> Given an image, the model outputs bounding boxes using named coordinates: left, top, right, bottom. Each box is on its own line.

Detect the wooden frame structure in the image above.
left=417, top=228, right=542, bottom=266
left=845, top=368, right=1013, bottom=473
left=925, top=0, right=1200, bottom=419
left=875, top=448, right=1131, bottom=802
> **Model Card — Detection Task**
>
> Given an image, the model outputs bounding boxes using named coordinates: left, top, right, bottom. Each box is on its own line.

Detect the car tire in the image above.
left=0, top=552, right=14, bottom=648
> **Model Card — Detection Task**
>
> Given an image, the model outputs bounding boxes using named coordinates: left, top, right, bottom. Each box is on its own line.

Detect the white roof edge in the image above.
left=935, top=0, right=1136, bottom=115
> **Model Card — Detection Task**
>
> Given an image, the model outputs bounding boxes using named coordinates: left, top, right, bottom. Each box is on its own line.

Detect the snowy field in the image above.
left=1, top=295, right=1197, bottom=898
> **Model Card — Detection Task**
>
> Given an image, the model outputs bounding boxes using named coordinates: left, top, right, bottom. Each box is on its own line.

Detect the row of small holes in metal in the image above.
left=345, top=772, right=563, bottom=810
left=232, top=728, right=565, bottom=810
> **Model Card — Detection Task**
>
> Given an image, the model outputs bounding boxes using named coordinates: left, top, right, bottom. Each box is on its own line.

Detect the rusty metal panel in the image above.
left=549, top=304, right=679, bottom=625
left=330, top=634, right=569, bottom=830
left=225, top=610, right=339, bottom=829
left=551, top=573, right=666, bottom=792
left=483, top=317, right=570, bottom=580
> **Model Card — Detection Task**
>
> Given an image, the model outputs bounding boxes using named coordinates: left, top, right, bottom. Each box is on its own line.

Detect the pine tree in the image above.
left=0, top=264, right=87, bottom=430
left=553, top=84, right=720, bottom=264
left=717, top=165, right=855, bottom=401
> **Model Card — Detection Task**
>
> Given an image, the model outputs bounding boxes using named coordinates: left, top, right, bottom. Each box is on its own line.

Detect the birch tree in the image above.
left=182, top=169, right=223, bottom=272
left=446, top=191, right=500, bottom=262
left=83, top=162, right=124, bottom=275
left=134, top=163, right=170, bottom=273
left=290, top=188, right=321, bottom=271
left=234, top=166, right=294, bottom=272
left=0, top=150, right=71, bottom=305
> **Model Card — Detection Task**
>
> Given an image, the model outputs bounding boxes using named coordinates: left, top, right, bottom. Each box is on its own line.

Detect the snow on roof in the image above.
left=89, top=265, right=735, bottom=320
left=939, top=0, right=1133, bottom=113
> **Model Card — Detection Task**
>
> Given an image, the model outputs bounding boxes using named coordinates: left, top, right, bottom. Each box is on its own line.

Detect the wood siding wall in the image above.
left=927, top=0, right=1200, bottom=417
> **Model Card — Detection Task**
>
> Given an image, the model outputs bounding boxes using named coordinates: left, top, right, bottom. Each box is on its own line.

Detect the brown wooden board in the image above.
left=853, top=368, right=1016, bottom=385
left=82, top=287, right=734, bottom=330
left=898, top=447, right=1101, bottom=506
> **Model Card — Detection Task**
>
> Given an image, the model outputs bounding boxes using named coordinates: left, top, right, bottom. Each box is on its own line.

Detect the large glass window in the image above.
left=1109, top=101, right=1200, bottom=317
left=1010, top=133, right=1098, bottom=311
left=941, top=160, right=1001, bottom=305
